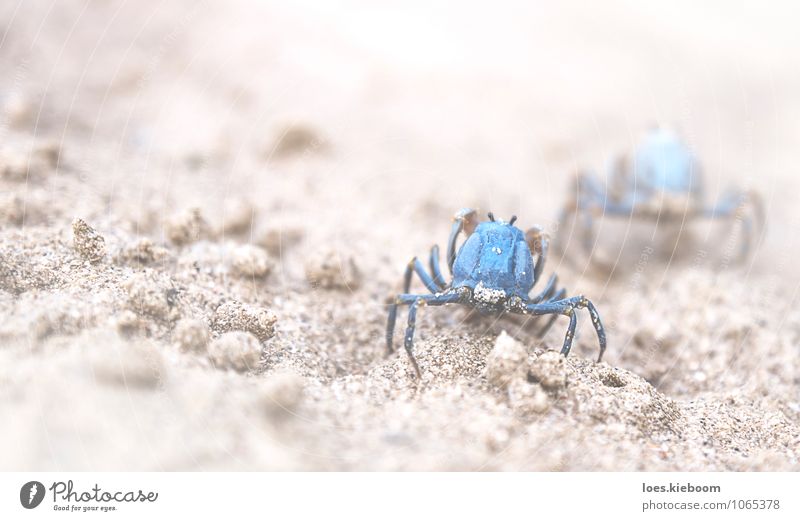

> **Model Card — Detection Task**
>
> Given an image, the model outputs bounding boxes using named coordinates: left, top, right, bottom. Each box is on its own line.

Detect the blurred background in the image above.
left=3, top=1, right=799, bottom=272
left=3, top=1, right=798, bottom=211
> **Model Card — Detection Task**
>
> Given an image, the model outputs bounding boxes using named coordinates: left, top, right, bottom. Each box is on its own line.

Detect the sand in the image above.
left=1, top=0, right=799, bottom=471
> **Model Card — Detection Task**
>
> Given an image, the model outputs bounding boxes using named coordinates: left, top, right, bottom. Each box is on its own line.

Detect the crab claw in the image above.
left=525, top=225, right=550, bottom=282
left=446, top=208, right=478, bottom=275
left=453, top=207, right=478, bottom=232
left=525, top=225, right=548, bottom=256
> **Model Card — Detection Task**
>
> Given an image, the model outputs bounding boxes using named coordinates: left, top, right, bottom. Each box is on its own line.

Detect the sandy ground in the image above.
left=1, top=0, right=800, bottom=470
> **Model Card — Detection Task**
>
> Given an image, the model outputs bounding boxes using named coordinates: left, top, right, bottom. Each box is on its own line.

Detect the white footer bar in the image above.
left=1, top=472, right=796, bottom=519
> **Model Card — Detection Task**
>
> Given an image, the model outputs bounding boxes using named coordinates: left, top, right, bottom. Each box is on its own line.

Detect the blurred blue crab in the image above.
left=556, top=128, right=764, bottom=266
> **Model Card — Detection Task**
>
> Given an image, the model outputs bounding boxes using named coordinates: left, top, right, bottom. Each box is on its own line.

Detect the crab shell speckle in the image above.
left=474, top=280, right=507, bottom=304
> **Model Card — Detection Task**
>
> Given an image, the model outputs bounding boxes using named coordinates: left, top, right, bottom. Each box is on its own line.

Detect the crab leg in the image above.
left=534, top=288, right=567, bottom=337
left=578, top=171, right=608, bottom=201
left=580, top=209, right=598, bottom=261
left=428, top=245, right=447, bottom=289
left=402, top=257, right=441, bottom=294
left=702, top=190, right=765, bottom=263
left=403, top=299, right=424, bottom=378
left=386, top=292, right=461, bottom=377
left=524, top=295, right=607, bottom=362
left=529, top=273, right=557, bottom=303
left=386, top=258, right=444, bottom=356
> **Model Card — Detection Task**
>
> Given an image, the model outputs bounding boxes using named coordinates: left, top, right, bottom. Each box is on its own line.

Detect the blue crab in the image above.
left=386, top=209, right=607, bottom=378
left=557, top=128, right=764, bottom=265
